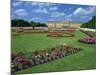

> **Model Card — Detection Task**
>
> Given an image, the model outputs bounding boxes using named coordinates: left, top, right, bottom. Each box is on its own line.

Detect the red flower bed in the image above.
left=11, top=45, right=82, bottom=73
left=11, top=52, right=33, bottom=72
left=47, top=32, right=63, bottom=37
left=47, top=32, right=74, bottom=37
left=79, top=37, right=96, bottom=44
left=53, top=29, right=76, bottom=33
left=66, top=29, right=76, bottom=33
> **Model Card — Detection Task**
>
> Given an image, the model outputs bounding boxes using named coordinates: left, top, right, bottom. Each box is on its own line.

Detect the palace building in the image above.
left=47, top=21, right=82, bottom=28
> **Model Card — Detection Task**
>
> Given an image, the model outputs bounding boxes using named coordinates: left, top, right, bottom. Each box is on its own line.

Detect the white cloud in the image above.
left=65, top=14, right=73, bottom=21
left=87, top=6, right=96, bottom=14
left=14, top=9, right=28, bottom=16
left=73, top=6, right=96, bottom=16
left=31, top=2, right=45, bottom=6
left=31, top=17, right=41, bottom=20
left=66, top=14, right=72, bottom=18
left=31, top=17, right=42, bottom=22
left=66, top=18, right=73, bottom=21
left=49, top=7, right=58, bottom=11
left=12, top=2, right=22, bottom=7
left=81, top=16, right=89, bottom=19
left=64, top=8, right=72, bottom=12
left=50, top=11, right=65, bottom=18
left=68, top=8, right=72, bottom=10
left=31, top=2, right=56, bottom=8
left=34, top=8, right=49, bottom=14
left=73, top=8, right=87, bottom=16
left=65, top=6, right=96, bottom=22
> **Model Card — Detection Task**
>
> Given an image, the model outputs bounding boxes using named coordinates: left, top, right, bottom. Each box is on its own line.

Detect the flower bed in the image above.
left=66, top=29, right=76, bottom=33
left=54, top=29, right=76, bottom=33
left=23, top=30, right=49, bottom=33
left=47, top=32, right=74, bottom=37
left=12, top=29, right=76, bottom=35
left=11, top=45, right=82, bottom=73
left=79, top=37, right=96, bottom=44
left=80, top=29, right=96, bottom=37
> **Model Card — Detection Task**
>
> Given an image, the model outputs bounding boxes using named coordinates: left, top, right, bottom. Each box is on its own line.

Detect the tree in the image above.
left=30, top=21, right=37, bottom=29
left=11, top=19, right=47, bottom=27
left=36, top=22, right=47, bottom=27
left=81, top=16, right=96, bottom=29
left=11, top=19, right=32, bottom=27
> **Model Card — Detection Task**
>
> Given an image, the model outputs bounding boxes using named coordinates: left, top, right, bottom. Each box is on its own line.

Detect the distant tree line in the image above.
left=81, top=16, right=96, bottom=29
left=30, top=21, right=47, bottom=27
left=11, top=19, right=47, bottom=27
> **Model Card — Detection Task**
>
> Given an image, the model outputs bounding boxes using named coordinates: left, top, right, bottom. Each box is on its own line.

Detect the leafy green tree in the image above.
left=11, top=19, right=47, bottom=27
left=81, top=16, right=96, bottom=29
left=36, top=22, right=47, bottom=27
left=30, top=21, right=37, bottom=29
left=11, top=19, right=32, bottom=27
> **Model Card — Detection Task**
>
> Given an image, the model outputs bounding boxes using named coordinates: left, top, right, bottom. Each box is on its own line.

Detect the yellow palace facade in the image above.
left=47, top=21, right=82, bottom=28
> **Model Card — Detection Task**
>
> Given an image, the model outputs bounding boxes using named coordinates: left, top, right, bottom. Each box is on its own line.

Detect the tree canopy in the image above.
left=11, top=19, right=32, bottom=27
left=81, top=16, right=96, bottom=29
left=11, top=19, right=47, bottom=27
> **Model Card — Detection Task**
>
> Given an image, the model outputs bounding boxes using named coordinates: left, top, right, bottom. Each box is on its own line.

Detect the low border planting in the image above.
left=11, top=45, right=82, bottom=73
left=80, top=29, right=96, bottom=37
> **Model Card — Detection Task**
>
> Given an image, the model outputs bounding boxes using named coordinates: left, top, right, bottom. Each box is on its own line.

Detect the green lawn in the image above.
left=11, top=30, right=96, bottom=74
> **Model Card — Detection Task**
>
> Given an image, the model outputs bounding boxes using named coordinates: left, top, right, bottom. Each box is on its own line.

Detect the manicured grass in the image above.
left=11, top=30, right=96, bottom=74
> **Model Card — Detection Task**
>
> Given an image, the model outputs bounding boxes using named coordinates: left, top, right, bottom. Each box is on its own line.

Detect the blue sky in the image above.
left=11, top=0, right=96, bottom=23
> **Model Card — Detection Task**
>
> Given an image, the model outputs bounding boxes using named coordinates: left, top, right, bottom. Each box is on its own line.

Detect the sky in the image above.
left=11, top=0, right=96, bottom=23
